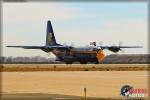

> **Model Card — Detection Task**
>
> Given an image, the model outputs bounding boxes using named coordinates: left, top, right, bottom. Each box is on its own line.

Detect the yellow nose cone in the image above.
left=96, top=51, right=105, bottom=62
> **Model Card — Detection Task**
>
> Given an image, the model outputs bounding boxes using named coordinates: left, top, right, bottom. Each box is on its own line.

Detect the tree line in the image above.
left=0, top=56, right=57, bottom=64
left=0, top=54, right=149, bottom=64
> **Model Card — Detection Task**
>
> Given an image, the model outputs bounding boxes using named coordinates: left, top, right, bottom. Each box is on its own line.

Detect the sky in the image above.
left=2, top=2, right=148, bottom=57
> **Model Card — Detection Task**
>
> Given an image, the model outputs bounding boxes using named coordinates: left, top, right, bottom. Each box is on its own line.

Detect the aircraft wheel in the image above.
left=80, top=61, right=87, bottom=64
left=95, top=61, right=99, bottom=64
left=65, top=61, right=72, bottom=64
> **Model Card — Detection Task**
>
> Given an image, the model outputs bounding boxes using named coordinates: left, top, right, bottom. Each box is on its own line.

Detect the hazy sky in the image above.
left=2, top=2, right=148, bottom=57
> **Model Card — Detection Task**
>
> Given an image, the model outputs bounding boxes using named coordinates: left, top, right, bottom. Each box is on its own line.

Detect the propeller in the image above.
left=118, top=41, right=122, bottom=47
left=63, top=42, right=68, bottom=46
left=63, top=42, right=73, bottom=50
left=70, top=42, right=74, bottom=47
left=98, top=41, right=103, bottom=47
left=96, top=41, right=141, bottom=53
left=98, top=41, right=103, bottom=46
left=109, top=41, right=125, bottom=53
left=118, top=41, right=125, bottom=53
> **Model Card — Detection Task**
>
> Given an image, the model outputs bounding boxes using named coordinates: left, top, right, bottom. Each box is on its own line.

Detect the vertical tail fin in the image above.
left=46, top=21, right=57, bottom=46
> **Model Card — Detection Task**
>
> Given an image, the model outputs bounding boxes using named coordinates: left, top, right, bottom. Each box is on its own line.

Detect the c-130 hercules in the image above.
left=7, top=21, right=142, bottom=64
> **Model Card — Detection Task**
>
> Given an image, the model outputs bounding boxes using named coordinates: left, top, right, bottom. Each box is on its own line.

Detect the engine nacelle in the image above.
left=108, top=46, right=120, bottom=53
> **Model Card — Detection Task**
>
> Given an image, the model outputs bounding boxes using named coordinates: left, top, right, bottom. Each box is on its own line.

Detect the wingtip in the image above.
left=6, top=46, right=11, bottom=47
left=6, top=46, right=14, bottom=47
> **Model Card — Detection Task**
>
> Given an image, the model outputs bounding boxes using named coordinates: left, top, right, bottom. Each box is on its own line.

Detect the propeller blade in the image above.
left=119, top=41, right=123, bottom=47
left=119, top=48, right=125, bottom=53
left=98, top=41, right=103, bottom=46
left=63, top=42, right=67, bottom=46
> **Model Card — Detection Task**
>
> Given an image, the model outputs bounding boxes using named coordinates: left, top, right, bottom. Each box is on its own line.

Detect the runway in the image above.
left=1, top=71, right=149, bottom=99
left=1, top=64, right=149, bottom=71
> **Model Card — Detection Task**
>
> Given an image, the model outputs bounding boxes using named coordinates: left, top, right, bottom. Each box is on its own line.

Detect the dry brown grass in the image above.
left=0, top=64, right=149, bottom=72
left=2, top=71, right=149, bottom=99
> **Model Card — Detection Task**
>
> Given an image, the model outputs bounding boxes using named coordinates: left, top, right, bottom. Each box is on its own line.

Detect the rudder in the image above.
left=46, top=21, right=57, bottom=46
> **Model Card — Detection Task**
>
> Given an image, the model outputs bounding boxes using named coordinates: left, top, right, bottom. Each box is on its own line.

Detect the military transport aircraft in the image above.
left=7, top=20, right=142, bottom=64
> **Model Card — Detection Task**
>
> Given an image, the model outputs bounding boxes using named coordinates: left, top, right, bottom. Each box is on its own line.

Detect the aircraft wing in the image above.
left=6, top=46, right=45, bottom=49
left=100, top=46, right=142, bottom=49
left=99, top=46, right=142, bottom=53
left=6, top=45, right=73, bottom=50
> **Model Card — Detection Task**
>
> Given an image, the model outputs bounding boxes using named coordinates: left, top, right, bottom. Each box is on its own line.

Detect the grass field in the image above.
left=0, top=64, right=149, bottom=71
left=1, top=64, right=149, bottom=99
left=1, top=71, right=149, bottom=100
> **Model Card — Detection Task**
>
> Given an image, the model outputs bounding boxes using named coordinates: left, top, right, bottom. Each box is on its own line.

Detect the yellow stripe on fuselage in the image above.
left=70, top=50, right=97, bottom=54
